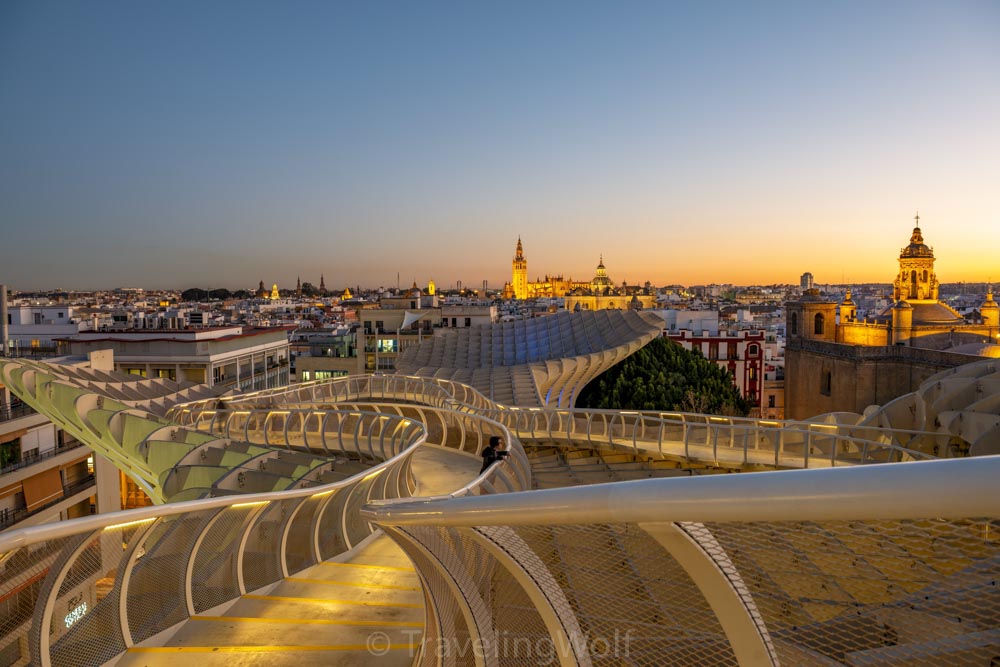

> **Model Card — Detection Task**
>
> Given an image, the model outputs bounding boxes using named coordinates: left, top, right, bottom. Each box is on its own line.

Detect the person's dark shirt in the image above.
left=480, top=444, right=498, bottom=473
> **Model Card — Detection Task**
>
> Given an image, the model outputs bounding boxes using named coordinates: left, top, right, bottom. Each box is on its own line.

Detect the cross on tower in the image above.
left=914, top=211, right=920, bottom=226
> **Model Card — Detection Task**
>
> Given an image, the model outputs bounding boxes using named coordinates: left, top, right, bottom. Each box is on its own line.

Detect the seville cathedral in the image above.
left=501, top=237, right=657, bottom=310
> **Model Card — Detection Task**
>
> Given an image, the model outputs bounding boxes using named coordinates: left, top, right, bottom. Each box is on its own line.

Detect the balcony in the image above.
left=0, top=439, right=86, bottom=476
left=0, top=473, right=95, bottom=531
left=0, top=402, right=36, bottom=424
left=3, top=347, right=60, bottom=360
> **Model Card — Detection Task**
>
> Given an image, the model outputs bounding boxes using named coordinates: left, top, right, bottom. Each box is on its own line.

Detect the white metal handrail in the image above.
left=364, top=456, right=1000, bottom=526
left=0, top=400, right=528, bottom=667
left=177, top=374, right=941, bottom=469
left=366, top=456, right=1000, bottom=667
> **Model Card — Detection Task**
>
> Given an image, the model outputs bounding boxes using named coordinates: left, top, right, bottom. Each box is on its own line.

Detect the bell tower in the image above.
left=512, top=237, right=528, bottom=299
left=893, top=214, right=938, bottom=301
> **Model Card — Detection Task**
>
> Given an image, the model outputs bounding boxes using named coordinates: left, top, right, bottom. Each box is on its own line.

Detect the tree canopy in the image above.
left=575, top=337, right=749, bottom=415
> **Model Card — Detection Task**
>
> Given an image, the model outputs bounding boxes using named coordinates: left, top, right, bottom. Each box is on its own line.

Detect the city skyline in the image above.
left=2, top=2, right=999, bottom=290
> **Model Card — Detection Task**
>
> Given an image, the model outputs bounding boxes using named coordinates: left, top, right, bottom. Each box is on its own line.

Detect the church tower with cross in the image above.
left=892, top=213, right=940, bottom=301
left=786, top=213, right=1000, bottom=419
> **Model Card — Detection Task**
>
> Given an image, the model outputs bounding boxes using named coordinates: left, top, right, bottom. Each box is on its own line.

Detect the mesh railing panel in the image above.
left=283, top=493, right=325, bottom=574
left=513, top=523, right=739, bottom=667
left=315, top=489, right=350, bottom=561
left=240, top=501, right=289, bottom=592
left=392, top=526, right=477, bottom=667
left=701, top=518, right=1000, bottom=666
left=190, top=506, right=254, bottom=613
left=125, top=511, right=213, bottom=643
left=458, top=529, right=556, bottom=667
left=343, top=474, right=379, bottom=547
left=0, top=537, right=74, bottom=665
left=48, top=526, right=142, bottom=667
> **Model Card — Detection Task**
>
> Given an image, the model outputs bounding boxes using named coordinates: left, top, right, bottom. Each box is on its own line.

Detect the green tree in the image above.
left=575, top=337, right=750, bottom=415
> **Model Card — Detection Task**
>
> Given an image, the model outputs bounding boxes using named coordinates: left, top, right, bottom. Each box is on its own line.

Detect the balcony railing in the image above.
left=2, top=348, right=61, bottom=360
left=0, top=473, right=95, bottom=530
left=0, top=439, right=86, bottom=476
left=0, top=402, right=36, bottom=423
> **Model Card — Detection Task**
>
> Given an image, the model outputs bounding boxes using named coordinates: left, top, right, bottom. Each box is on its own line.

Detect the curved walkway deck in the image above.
left=1, top=359, right=998, bottom=667
left=118, top=448, right=481, bottom=665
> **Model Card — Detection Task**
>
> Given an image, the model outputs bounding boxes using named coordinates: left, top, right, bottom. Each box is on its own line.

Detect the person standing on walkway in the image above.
left=480, top=435, right=507, bottom=474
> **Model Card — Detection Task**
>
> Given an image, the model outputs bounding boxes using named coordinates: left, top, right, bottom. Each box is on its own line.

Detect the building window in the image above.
left=301, top=371, right=311, bottom=381
left=768, top=395, right=776, bottom=408
left=464, top=318, right=471, bottom=327
left=0, top=437, right=21, bottom=468
left=747, top=344, right=759, bottom=356
left=821, top=370, right=832, bottom=396
left=708, top=343, right=718, bottom=360
left=814, top=313, right=825, bottom=335
left=790, top=312, right=798, bottom=336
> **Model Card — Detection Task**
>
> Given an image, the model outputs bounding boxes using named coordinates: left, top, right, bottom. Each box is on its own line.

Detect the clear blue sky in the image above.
left=2, top=1, right=998, bottom=291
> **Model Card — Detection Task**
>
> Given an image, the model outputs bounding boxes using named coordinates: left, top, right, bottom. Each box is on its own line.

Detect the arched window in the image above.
left=814, top=313, right=825, bottom=335
left=790, top=312, right=798, bottom=336
left=922, top=270, right=928, bottom=282
left=747, top=344, right=760, bottom=356
left=821, top=369, right=832, bottom=395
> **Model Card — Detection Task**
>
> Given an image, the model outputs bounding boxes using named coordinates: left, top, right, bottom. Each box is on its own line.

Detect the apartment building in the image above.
left=61, top=326, right=291, bottom=392
left=0, top=353, right=121, bottom=533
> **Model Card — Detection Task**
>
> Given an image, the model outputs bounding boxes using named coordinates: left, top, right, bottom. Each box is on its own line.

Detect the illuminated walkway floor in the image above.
left=118, top=448, right=482, bottom=666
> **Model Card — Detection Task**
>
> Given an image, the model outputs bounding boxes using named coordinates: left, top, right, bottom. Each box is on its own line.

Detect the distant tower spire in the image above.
left=319, top=273, right=326, bottom=291
left=914, top=211, right=920, bottom=227
left=512, top=237, right=528, bottom=299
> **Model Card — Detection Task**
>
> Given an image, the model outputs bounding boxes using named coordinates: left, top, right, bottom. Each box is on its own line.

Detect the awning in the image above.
left=401, top=310, right=428, bottom=329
